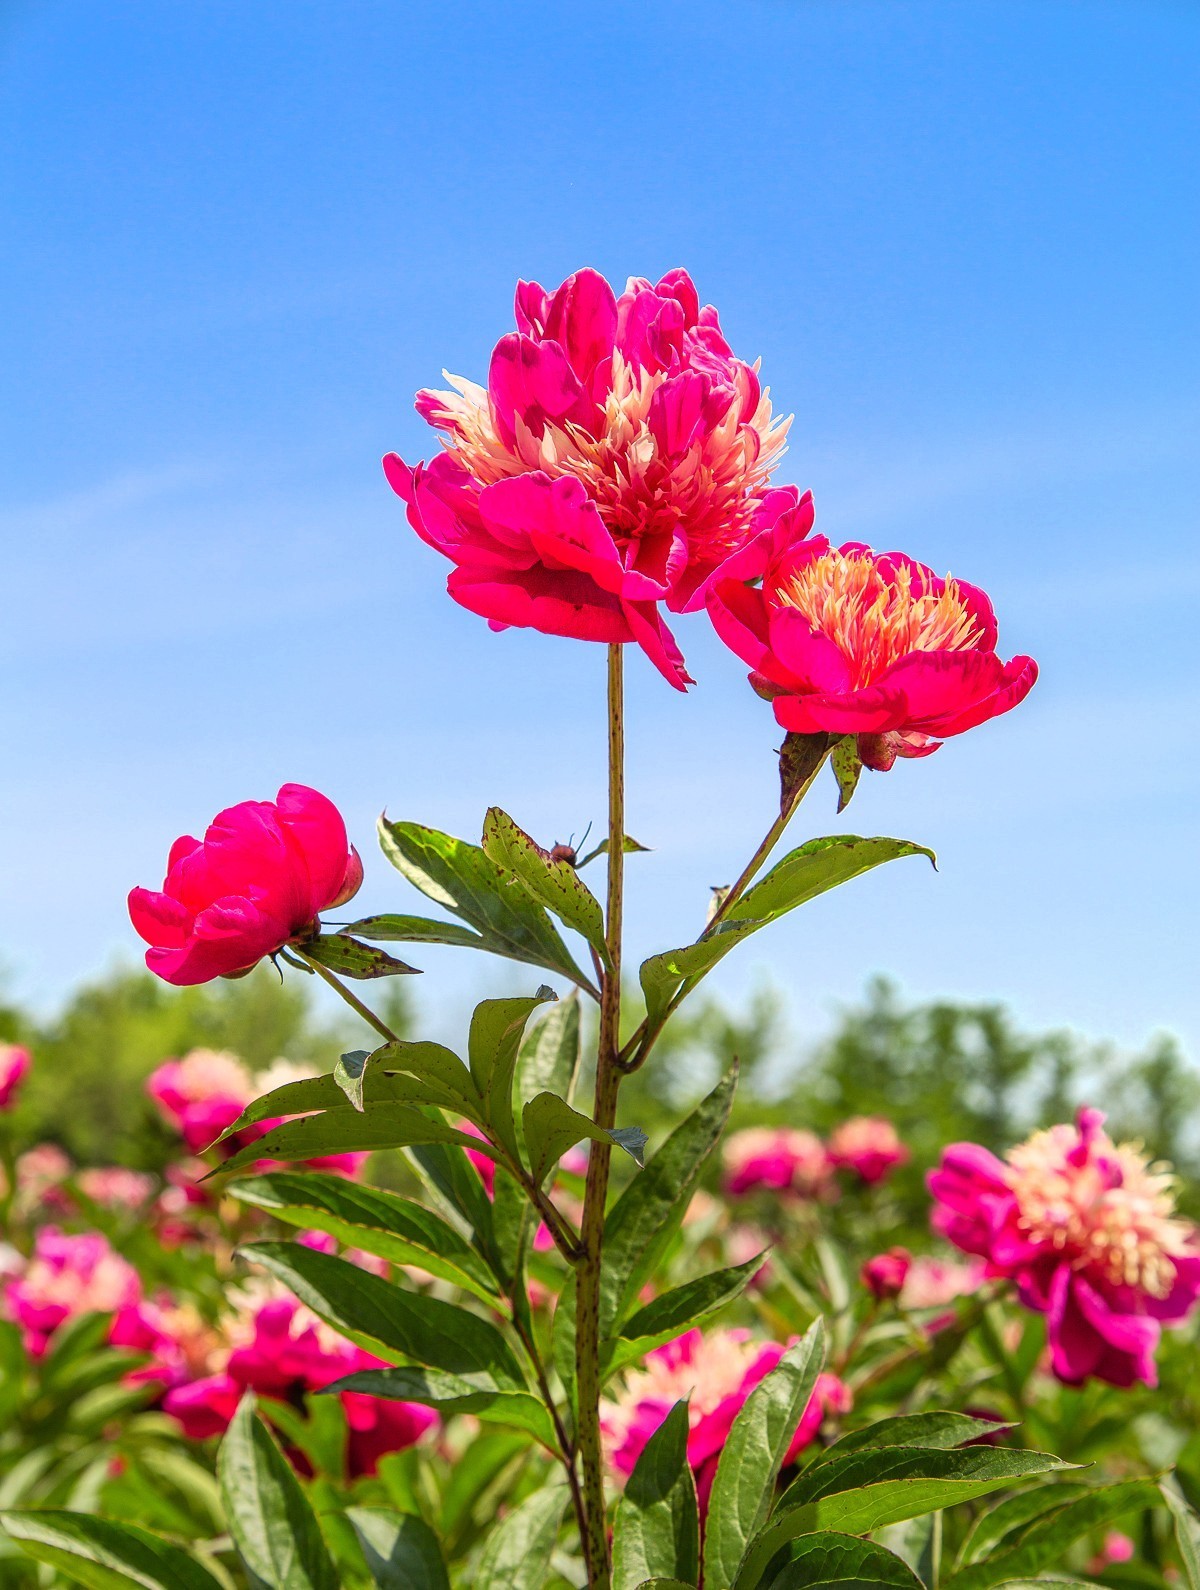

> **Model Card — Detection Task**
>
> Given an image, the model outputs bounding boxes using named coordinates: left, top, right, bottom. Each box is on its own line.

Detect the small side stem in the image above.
left=511, top=1307, right=585, bottom=1540
left=296, top=951, right=400, bottom=1044
left=575, top=643, right=625, bottom=1588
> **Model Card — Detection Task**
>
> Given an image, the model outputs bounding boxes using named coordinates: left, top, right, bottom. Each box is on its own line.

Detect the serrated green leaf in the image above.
left=241, top=1242, right=527, bottom=1389
left=345, top=1508, right=449, bottom=1590
left=764, top=1532, right=924, bottom=1590
left=0, top=1509, right=223, bottom=1590
left=703, top=1320, right=826, bottom=1590
left=608, top=1252, right=768, bottom=1375
left=482, top=807, right=608, bottom=958
left=346, top=913, right=488, bottom=949
left=613, top=1401, right=700, bottom=1590
left=218, top=1394, right=338, bottom=1590
left=944, top=1481, right=1163, bottom=1590
left=820, top=1412, right=1013, bottom=1461
left=303, top=934, right=420, bottom=979
left=330, top=1366, right=558, bottom=1452
left=228, top=1172, right=501, bottom=1303
left=740, top=1449, right=1071, bottom=1589
left=474, top=1484, right=568, bottom=1590
left=378, top=818, right=597, bottom=995
left=218, top=1104, right=483, bottom=1176
left=333, top=1049, right=370, bottom=1112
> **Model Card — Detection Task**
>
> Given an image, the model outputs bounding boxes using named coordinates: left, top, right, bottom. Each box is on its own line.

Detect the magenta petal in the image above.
left=128, top=887, right=192, bottom=949
left=622, top=599, right=693, bottom=691
left=477, top=472, right=632, bottom=598
left=767, top=609, right=852, bottom=695
left=773, top=682, right=904, bottom=736
left=275, top=783, right=351, bottom=911
left=706, top=580, right=775, bottom=678
left=925, top=655, right=1038, bottom=737
left=487, top=332, right=588, bottom=445
left=538, top=267, right=619, bottom=389
left=447, top=564, right=632, bottom=646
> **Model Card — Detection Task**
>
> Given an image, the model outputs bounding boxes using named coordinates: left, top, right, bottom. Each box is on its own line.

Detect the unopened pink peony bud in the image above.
left=861, top=1247, right=912, bottom=1300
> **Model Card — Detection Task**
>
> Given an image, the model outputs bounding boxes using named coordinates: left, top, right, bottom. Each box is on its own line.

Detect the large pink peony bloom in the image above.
left=708, top=534, right=1037, bottom=770
left=163, top=1285, right=436, bottom=1477
left=723, top=1127, right=833, bottom=1200
left=828, top=1116, right=910, bottom=1186
left=928, top=1109, right=1200, bottom=1387
left=129, top=784, right=363, bottom=986
left=3, top=1227, right=142, bottom=1355
left=386, top=267, right=802, bottom=689
left=0, top=1045, right=30, bottom=1111
left=147, top=1050, right=257, bottom=1153
left=602, top=1328, right=850, bottom=1510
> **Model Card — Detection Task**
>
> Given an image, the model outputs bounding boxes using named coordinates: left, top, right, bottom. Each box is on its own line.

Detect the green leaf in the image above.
left=220, top=1060, right=480, bottom=1142
left=408, top=1142, right=502, bottom=1281
left=346, top=913, right=488, bottom=950
left=242, top=1242, right=527, bottom=1389
left=378, top=818, right=597, bottom=995
left=729, top=835, right=936, bottom=924
left=739, top=1449, right=1071, bottom=1589
left=639, top=922, right=761, bottom=1026
left=612, top=1401, right=700, bottom=1590
left=703, top=1320, right=826, bottom=1590
left=0, top=1510, right=223, bottom=1590
left=943, top=1480, right=1164, bottom=1590
left=633, top=1582, right=696, bottom=1590
left=764, top=1532, right=924, bottom=1590
left=474, top=1485, right=568, bottom=1590
left=218, top=1393, right=338, bottom=1590
left=515, top=994, right=582, bottom=1116
left=1162, top=1478, right=1200, bottom=1590
left=345, top=1508, right=449, bottom=1590
left=820, top=1412, right=1013, bottom=1459
left=218, top=1104, right=482, bottom=1176
left=779, top=732, right=836, bottom=817
left=303, top=934, right=420, bottom=979
left=523, top=1091, right=645, bottom=1184
left=331, top=1366, right=558, bottom=1451
left=368, top=1039, right=484, bottom=1118
left=482, top=807, right=608, bottom=959
left=578, top=834, right=651, bottom=868
left=953, top=1483, right=1092, bottom=1568
left=602, top=1067, right=739, bottom=1339
left=469, top=990, right=556, bottom=1157
left=333, top=1049, right=370, bottom=1112
left=830, top=738, right=862, bottom=813
left=228, top=1172, right=502, bottom=1304
left=608, top=1252, right=769, bottom=1374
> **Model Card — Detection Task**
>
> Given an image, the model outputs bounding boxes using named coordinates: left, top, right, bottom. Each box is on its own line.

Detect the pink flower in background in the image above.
left=13, top=1144, right=73, bottom=1214
left=1088, top=1533, right=1136, bottom=1573
left=461, top=1120, right=498, bottom=1196
left=828, top=1116, right=910, bottom=1185
left=708, top=535, right=1036, bottom=770
left=929, top=1109, right=1200, bottom=1386
left=0, top=1045, right=30, bottom=1110
left=602, top=1328, right=850, bottom=1509
left=248, top=1059, right=370, bottom=1177
left=386, top=267, right=800, bottom=688
left=861, top=1247, right=912, bottom=1300
left=147, top=1050, right=256, bottom=1153
left=899, top=1254, right=987, bottom=1312
left=4, top=1227, right=142, bottom=1355
left=129, top=783, right=363, bottom=986
left=723, top=1127, right=833, bottom=1200
left=77, top=1167, right=156, bottom=1211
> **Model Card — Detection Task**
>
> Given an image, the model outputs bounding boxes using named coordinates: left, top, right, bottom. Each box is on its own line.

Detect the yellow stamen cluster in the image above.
left=778, top=551, right=984, bottom=688
left=1006, top=1124, right=1194, bottom=1298
left=420, top=350, right=790, bottom=561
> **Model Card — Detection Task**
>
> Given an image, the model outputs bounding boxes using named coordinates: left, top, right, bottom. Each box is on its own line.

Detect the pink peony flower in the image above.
left=708, top=535, right=1037, bottom=770
left=129, top=783, right=363, bottom=986
left=928, top=1109, right=1200, bottom=1387
left=386, top=267, right=801, bottom=689
left=828, top=1117, right=910, bottom=1185
left=899, top=1254, right=987, bottom=1312
left=723, top=1127, right=833, bottom=1200
left=4, top=1227, right=142, bottom=1355
left=13, top=1143, right=73, bottom=1214
left=147, top=1050, right=256, bottom=1153
left=77, top=1167, right=156, bottom=1210
left=602, top=1329, right=850, bottom=1510
left=861, top=1247, right=912, bottom=1300
left=1088, top=1532, right=1135, bottom=1573
left=0, top=1045, right=30, bottom=1111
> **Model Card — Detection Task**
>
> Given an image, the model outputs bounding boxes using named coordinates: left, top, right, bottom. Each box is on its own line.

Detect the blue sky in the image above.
left=2, top=1, right=1197, bottom=1057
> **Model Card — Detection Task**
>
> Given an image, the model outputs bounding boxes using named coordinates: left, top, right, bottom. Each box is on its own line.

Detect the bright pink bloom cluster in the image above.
left=929, top=1109, right=1200, bottom=1386
left=602, top=1328, right=849, bottom=1509
left=76, top=1167, right=156, bottom=1211
left=722, top=1127, right=833, bottom=1200
left=147, top=1050, right=255, bottom=1152
left=386, top=267, right=801, bottom=689
left=3, top=1227, right=142, bottom=1355
left=861, top=1247, right=912, bottom=1300
left=0, top=1045, right=30, bottom=1111
left=708, top=535, right=1037, bottom=770
left=163, top=1286, right=435, bottom=1478
left=129, top=784, right=362, bottom=986
left=829, top=1116, right=910, bottom=1185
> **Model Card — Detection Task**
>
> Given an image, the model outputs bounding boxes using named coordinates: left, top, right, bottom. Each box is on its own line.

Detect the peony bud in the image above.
left=861, top=1247, right=912, bottom=1300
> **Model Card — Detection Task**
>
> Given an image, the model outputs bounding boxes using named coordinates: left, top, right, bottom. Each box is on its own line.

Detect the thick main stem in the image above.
left=575, top=643, right=625, bottom=1588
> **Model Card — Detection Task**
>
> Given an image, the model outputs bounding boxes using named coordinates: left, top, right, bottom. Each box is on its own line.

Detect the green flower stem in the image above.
left=510, top=1305, right=586, bottom=1538
left=575, top=642, right=626, bottom=1589
left=295, top=950, right=401, bottom=1044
